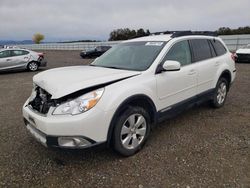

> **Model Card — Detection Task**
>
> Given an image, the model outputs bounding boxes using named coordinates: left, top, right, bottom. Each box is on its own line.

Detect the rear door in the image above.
left=156, top=40, right=198, bottom=110
left=189, top=39, right=217, bottom=94
left=10, top=50, right=30, bottom=68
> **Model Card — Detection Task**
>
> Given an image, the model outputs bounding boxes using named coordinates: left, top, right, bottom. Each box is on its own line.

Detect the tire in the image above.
left=210, top=77, right=228, bottom=108
left=112, top=106, right=151, bottom=156
left=27, top=61, right=39, bottom=72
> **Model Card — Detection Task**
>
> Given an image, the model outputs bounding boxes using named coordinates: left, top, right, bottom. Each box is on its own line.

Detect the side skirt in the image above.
left=157, top=89, right=215, bottom=122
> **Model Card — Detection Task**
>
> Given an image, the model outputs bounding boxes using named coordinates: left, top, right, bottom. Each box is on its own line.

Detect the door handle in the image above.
left=6, top=59, right=11, bottom=61
left=188, top=69, right=196, bottom=75
left=215, top=61, right=220, bottom=66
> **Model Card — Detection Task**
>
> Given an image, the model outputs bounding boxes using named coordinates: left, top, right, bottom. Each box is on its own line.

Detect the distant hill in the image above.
left=0, top=40, right=34, bottom=45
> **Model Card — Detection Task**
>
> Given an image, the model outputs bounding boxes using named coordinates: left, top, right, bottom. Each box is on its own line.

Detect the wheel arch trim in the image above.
left=106, top=94, right=157, bottom=147
left=218, top=69, right=232, bottom=89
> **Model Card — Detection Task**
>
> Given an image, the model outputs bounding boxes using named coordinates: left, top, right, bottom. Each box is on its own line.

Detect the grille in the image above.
left=29, top=87, right=54, bottom=114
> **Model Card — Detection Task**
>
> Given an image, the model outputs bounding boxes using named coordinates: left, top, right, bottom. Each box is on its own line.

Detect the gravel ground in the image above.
left=0, top=50, right=249, bottom=188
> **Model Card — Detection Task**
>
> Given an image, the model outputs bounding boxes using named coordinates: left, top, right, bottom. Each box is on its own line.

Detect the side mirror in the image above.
left=162, top=60, right=181, bottom=71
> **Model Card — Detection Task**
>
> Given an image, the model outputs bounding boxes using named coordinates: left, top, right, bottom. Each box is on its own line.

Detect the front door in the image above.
left=0, top=50, right=12, bottom=70
left=156, top=40, right=197, bottom=110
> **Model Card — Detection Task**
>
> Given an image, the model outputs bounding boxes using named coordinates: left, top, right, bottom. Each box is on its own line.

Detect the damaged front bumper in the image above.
left=23, top=118, right=98, bottom=148
left=22, top=99, right=111, bottom=149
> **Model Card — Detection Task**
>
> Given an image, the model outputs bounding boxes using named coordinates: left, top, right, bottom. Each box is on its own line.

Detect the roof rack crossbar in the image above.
left=150, top=30, right=218, bottom=37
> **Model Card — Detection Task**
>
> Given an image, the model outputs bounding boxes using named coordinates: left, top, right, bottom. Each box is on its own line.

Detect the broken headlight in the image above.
left=53, top=88, right=104, bottom=115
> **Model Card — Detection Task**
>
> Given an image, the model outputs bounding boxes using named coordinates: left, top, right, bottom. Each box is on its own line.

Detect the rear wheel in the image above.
left=211, top=77, right=228, bottom=108
left=27, top=61, right=39, bottom=71
left=112, top=106, right=151, bottom=156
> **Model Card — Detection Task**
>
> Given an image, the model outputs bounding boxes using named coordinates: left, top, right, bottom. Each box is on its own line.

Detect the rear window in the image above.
left=211, top=40, right=227, bottom=56
left=190, top=39, right=212, bottom=62
left=12, top=50, right=29, bottom=56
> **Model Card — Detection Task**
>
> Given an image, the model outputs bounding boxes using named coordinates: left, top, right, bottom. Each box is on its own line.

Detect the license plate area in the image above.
left=26, top=123, right=47, bottom=147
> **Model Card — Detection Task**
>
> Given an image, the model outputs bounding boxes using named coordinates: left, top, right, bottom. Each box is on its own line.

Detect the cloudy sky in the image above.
left=0, top=0, right=249, bottom=41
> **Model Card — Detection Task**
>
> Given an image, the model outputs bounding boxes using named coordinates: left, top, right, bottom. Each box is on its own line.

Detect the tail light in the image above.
left=37, top=52, right=44, bottom=62
left=38, top=52, right=44, bottom=58
left=231, top=52, right=236, bottom=62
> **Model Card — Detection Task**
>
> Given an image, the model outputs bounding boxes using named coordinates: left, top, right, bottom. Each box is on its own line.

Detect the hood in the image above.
left=33, top=66, right=140, bottom=99
left=236, top=48, right=250, bottom=54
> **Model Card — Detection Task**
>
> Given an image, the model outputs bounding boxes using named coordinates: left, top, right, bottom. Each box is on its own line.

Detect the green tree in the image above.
left=109, top=28, right=150, bottom=41
left=136, top=28, right=146, bottom=37
left=32, top=33, right=45, bottom=44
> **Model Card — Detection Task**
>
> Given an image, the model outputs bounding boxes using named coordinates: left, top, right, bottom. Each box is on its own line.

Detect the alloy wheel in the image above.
left=120, top=114, right=147, bottom=150
left=29, top=62, right=38, bottom=71
left=217, top=82, right=227, bottom=104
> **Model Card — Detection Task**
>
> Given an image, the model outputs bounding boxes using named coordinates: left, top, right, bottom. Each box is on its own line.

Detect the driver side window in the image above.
left=0, top=50, right=11, bottom=58
left=163, top=40, right=191, bottom=66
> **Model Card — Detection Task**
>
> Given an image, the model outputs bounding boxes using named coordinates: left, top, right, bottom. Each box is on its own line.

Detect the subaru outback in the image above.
left=23, top=31, right=236, bottom=156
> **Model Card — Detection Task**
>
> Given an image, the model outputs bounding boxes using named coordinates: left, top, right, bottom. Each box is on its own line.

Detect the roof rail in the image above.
left=150, top=31, right=175, bottom=35
left=150, top=30, right=217, bottom=37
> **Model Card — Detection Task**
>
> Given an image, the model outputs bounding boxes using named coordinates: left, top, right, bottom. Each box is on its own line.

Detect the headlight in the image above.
left=53, top=88, right=104, bottom=115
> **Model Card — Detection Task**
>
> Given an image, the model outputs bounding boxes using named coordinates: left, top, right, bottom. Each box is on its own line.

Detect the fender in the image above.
left=106, top=94, right=157, bottom=147
left=216, top=69, right=232, bottom=89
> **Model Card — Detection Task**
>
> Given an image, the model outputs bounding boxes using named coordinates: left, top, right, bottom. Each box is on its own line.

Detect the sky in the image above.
left=0, top=0, right=249, bottom=41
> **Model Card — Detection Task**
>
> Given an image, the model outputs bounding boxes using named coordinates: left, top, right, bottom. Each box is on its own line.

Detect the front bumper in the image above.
left=80, top=52, right=88, bottom=58
left=235, top=53, right=250, bottom=62
left=22, top=99, right=113, bottom=149
left=23, top=119, right=100, bottom=148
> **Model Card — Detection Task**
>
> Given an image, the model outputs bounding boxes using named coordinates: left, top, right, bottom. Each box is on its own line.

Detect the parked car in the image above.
left=234, top=44, right=250, bottom=63
left=0, top=48, right=46, bottom=72
left=80, top=46, right=111, bottom=58
left=23, top=31, right=236, bottom=156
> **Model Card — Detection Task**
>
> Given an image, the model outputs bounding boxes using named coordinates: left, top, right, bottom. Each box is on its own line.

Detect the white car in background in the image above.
left=0, top=48, right=47, bottom=72
left=235, top=44, right=250, bottom=63
left=23, top=31, right=236, bottom=156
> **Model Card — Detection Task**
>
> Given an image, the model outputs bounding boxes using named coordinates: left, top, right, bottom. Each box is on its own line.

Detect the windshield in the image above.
left=96, top=46, right=102, bottom=51
left=91, top=41, right=165, bottom=71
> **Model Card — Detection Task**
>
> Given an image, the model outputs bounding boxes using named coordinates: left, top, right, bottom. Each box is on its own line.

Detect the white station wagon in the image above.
left=23, top=31, right=236, bottom=156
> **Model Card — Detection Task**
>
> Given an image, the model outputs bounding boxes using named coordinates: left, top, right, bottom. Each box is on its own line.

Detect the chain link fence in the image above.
left=220, top=34, right=250, bottom=51
left=16, top=41, right=122, bottom=51
left=16, top=35, right=250, bottom=52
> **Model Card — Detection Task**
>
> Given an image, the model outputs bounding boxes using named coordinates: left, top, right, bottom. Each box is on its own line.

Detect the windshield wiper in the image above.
left=89, top=64, right=131, bottom=70
left=92, top=65, right=124, bottom=70
left=103, top=66, right=124, bottom=70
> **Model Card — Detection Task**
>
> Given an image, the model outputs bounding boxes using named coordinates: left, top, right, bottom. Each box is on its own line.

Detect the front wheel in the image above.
left=112, top=106, right=151, bottom=156
left=211, top=77, right=228, bottom=108
left=27, top=62, right=39, bottom=72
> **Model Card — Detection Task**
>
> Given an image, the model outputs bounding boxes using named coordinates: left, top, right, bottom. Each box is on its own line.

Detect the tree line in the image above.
left=109, top=28, right=150, bottom=41
left=109, top=26, right=250, bottom=41
left=215, top=26, right=250, bottom=35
